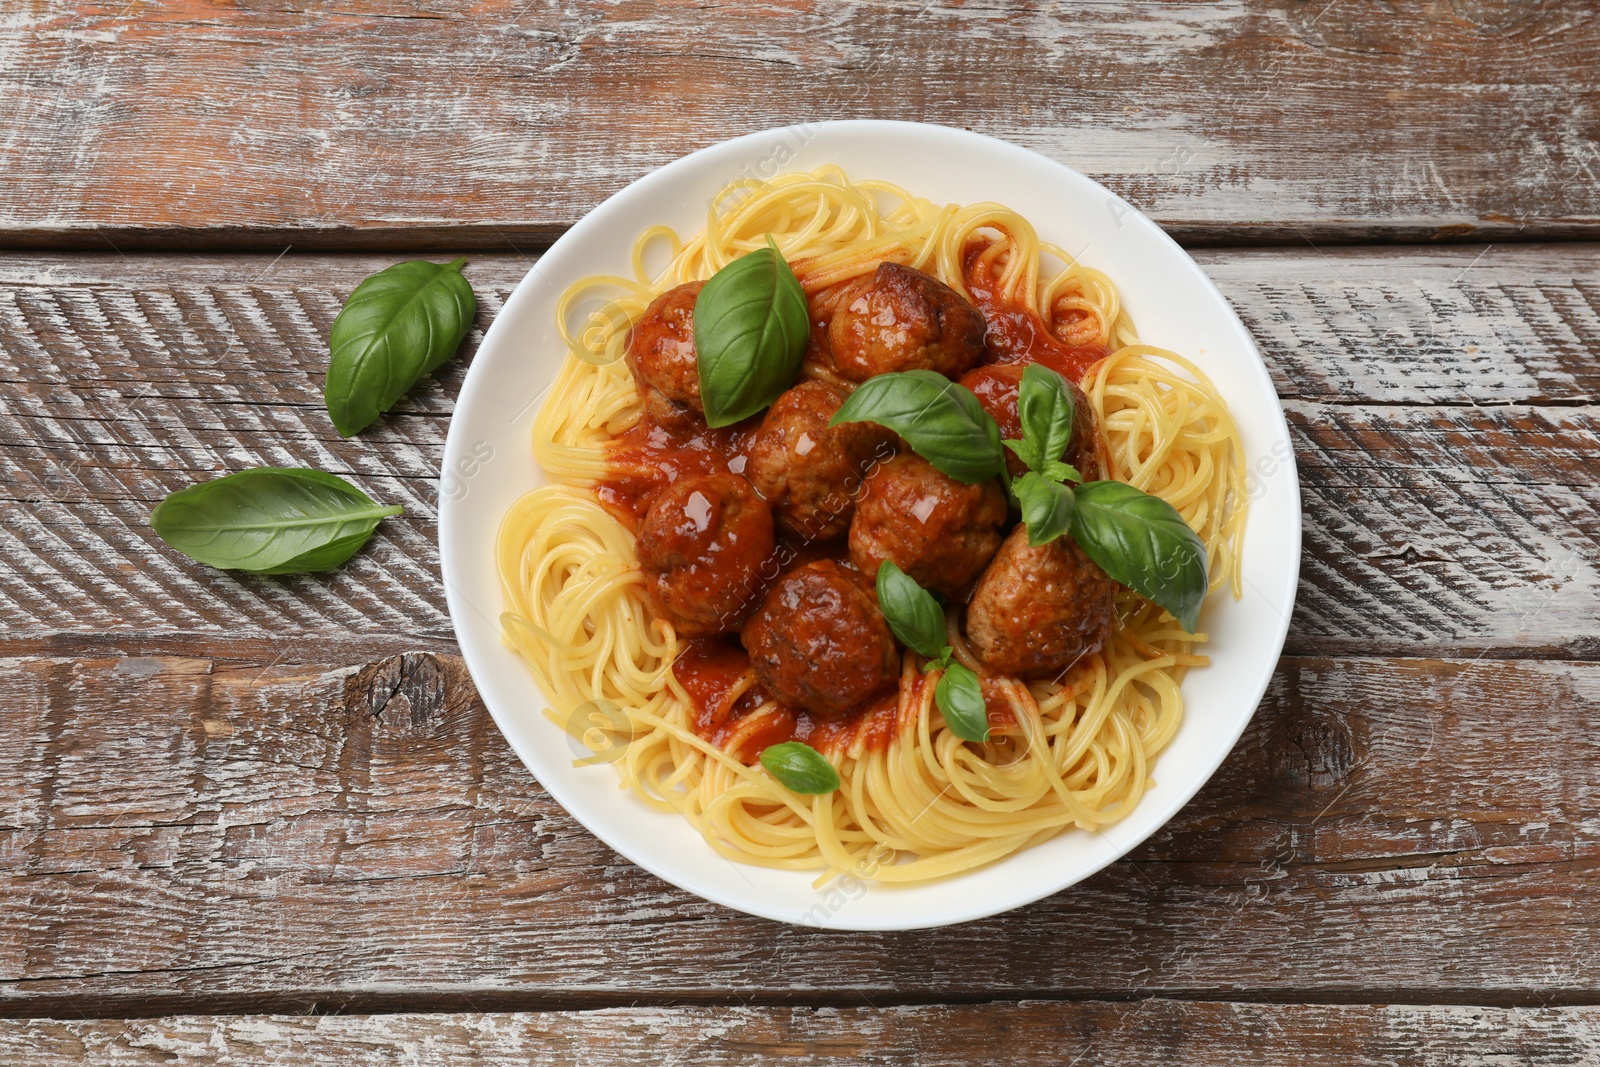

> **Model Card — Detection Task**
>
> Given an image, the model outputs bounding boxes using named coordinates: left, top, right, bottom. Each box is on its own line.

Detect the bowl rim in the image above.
left=439, top=119, right=1302, bottom=930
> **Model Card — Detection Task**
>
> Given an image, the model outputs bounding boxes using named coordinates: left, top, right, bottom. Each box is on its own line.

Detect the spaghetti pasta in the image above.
left=497, top=167, right=1246, bottom=885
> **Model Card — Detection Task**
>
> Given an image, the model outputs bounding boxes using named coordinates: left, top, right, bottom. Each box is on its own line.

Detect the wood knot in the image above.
left=1441, top=0, right=1542, bottom=36
left=1263, top=665, right=1364, bottom=794
left=345, top=652, right=459, bottom=733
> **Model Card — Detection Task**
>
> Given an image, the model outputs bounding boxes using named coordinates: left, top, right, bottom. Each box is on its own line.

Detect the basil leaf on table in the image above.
left=875, top=560, right=949, bottom=663
left=1013, top=472, right=1076, bottom=546
left=694, top=236, right=810, bottom=427
left=760, top=741, right=840, bottom=795
left=935, top=662, right=989, bottom=743
left=829, top=370, right=1005, bottom=484
left=325, top=257, right=476, bottom=437
left=149, top=467, right=403, bottom=575
left=1070, top=479, right=1208, bottom=632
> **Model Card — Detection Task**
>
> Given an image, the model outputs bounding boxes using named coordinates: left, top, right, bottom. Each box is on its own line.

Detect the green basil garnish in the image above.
left=934, top=661, right=989, bottom=743
left=830, top=370, right=1005, bottom=484
left=325, top=258, right=477, bottom=437
left=694, top=236, right=809, bottom=427
left=1070, top=480, right=1207, bottom=632
left=759, top=741, right=840, bottom=795
left=873, top=562, right=987, bottom=743
left=149, top=467, right=403, bottom=575
left=1013, top=472, right=1076, bottom=547
left=875, top=560, right=949, bottom=662
left=1004, top=363, right=1082, bottom=484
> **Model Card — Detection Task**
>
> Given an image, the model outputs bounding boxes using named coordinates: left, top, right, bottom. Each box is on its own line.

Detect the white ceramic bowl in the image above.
left=439, top=121, right=1301, bottom=930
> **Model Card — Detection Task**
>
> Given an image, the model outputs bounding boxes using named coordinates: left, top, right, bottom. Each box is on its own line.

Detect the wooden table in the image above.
left=4, top=2, right=1598, bottom=1063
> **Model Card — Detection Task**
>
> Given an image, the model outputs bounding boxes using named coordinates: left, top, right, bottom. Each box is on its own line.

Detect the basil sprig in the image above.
left=760, top=741, right=840, bottom=795
left=694, top=236, right=809, bottom=427
left=1013, top=472, right=1076, bottom=547
left=1004, top=363, right=1083, bottom=484
left=150, top=467, right=402, bottom=575
left=874, top=562, right=989, bottom=743
left=1070, top=481, right=1208, bottom=633
left=830, top=370, right=1005, bottom=484
left=325, top=258, right=476, bottom=437
left=1001, top=363, right=1207, bottom=632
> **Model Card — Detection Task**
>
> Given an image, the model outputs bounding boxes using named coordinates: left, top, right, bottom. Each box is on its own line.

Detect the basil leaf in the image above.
left=694, top=237, right=809, bottom=427
left=1070, top=480, right=1207, bottom=632
left=1017, top=363, right=1076, bottom=470
left=829, top=370, right=1005, bottom=484
left=325, top=258, right=476, bottom=437
left=759, top=741, right=840, bottom=795
left=150, top=467, right=403, bottom=575
left=935, top=662, right=988, bottom=743
left=875, top=560, right=947, bottom=661
left=1002, top=435, right=1045, bottom=476
left=1014, top=472, right=1076, bottom=546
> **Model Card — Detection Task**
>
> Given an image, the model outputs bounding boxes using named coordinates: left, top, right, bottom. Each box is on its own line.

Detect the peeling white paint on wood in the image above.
left=0, top=3, right=1597, bottom=245
left=7, top=1002, right=1600, bottom=1066
left=2, top=652, right=1599, bottom=1009
left=2, top=249, right=1597, bottom=655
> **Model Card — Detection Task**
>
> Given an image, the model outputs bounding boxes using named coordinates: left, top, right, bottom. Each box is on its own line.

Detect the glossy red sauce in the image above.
left=979, top=677, right=1020, bottom=736
left=596, top=416, right=761, bottom=529
left=602, top=252, right=1085, bottom=761
left=673, top=636, right=899, bottom=762
left=962, top=237, right=1109, bottom=382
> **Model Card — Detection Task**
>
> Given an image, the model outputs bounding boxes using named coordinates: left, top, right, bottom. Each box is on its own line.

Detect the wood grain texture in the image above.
left=4, top=651, right=1599, bottom=1013
left=1, top=248, right=1597, bottom=657
left=8, top=1003, right=1600, bottom=1066
left=2, top=2, right=1599, bottom=248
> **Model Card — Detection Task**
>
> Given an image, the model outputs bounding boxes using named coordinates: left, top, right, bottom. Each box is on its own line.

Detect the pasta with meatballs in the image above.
left=497, top=167, right=1246, bottom=884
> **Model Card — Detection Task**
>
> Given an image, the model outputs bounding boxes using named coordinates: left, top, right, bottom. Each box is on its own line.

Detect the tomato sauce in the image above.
left=672, top=636, right=900, bottom=762
left=596, top=416, right=762, bottom=530
left=979, top=677, right=1020, bottom=736
left=962, top=238, right=1108, bottom=382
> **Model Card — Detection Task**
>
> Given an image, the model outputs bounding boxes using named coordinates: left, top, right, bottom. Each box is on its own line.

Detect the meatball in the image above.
left=966, top=526, right=1117, bottom=676
left=748, top=381, right=894, bottom=540
left=828, top=263, right=987, bottom=382
left=741, top=559, right=900, bottom=716
left=636, top=472, right=774, bottom=636
left=849, top=452, right=1006, bottom=600
left=627, top=281, right=705, bottom=425
left=959, top=363, right=1101, bottom=480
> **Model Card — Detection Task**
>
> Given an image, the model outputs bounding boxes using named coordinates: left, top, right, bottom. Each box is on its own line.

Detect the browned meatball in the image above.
left=959, top=363, right=1101, bottom=480
left=748, top=381, right=894, bottom=540
left=849, top=453, right=1006, bottom=600
left=627, top=281, right=704, bottom=425
left=637, top=472, right=774, bottom=636
left=828, top=263, right=987, bottom=382
left=966, top=526, right=1117, bottom=676
left=741, top=559, right=900, bottom=716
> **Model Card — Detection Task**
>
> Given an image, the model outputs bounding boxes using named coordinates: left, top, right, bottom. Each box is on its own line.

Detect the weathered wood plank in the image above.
left=8, top=245, right=1598, bottom=406
left=8, top=1003, right=1600, bottom=1066
left=2, top=3, right=1599, bottom=246
left=4, top=652, right=1599, bottom=1013
left=2, top=249, right=1597, bottom=657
